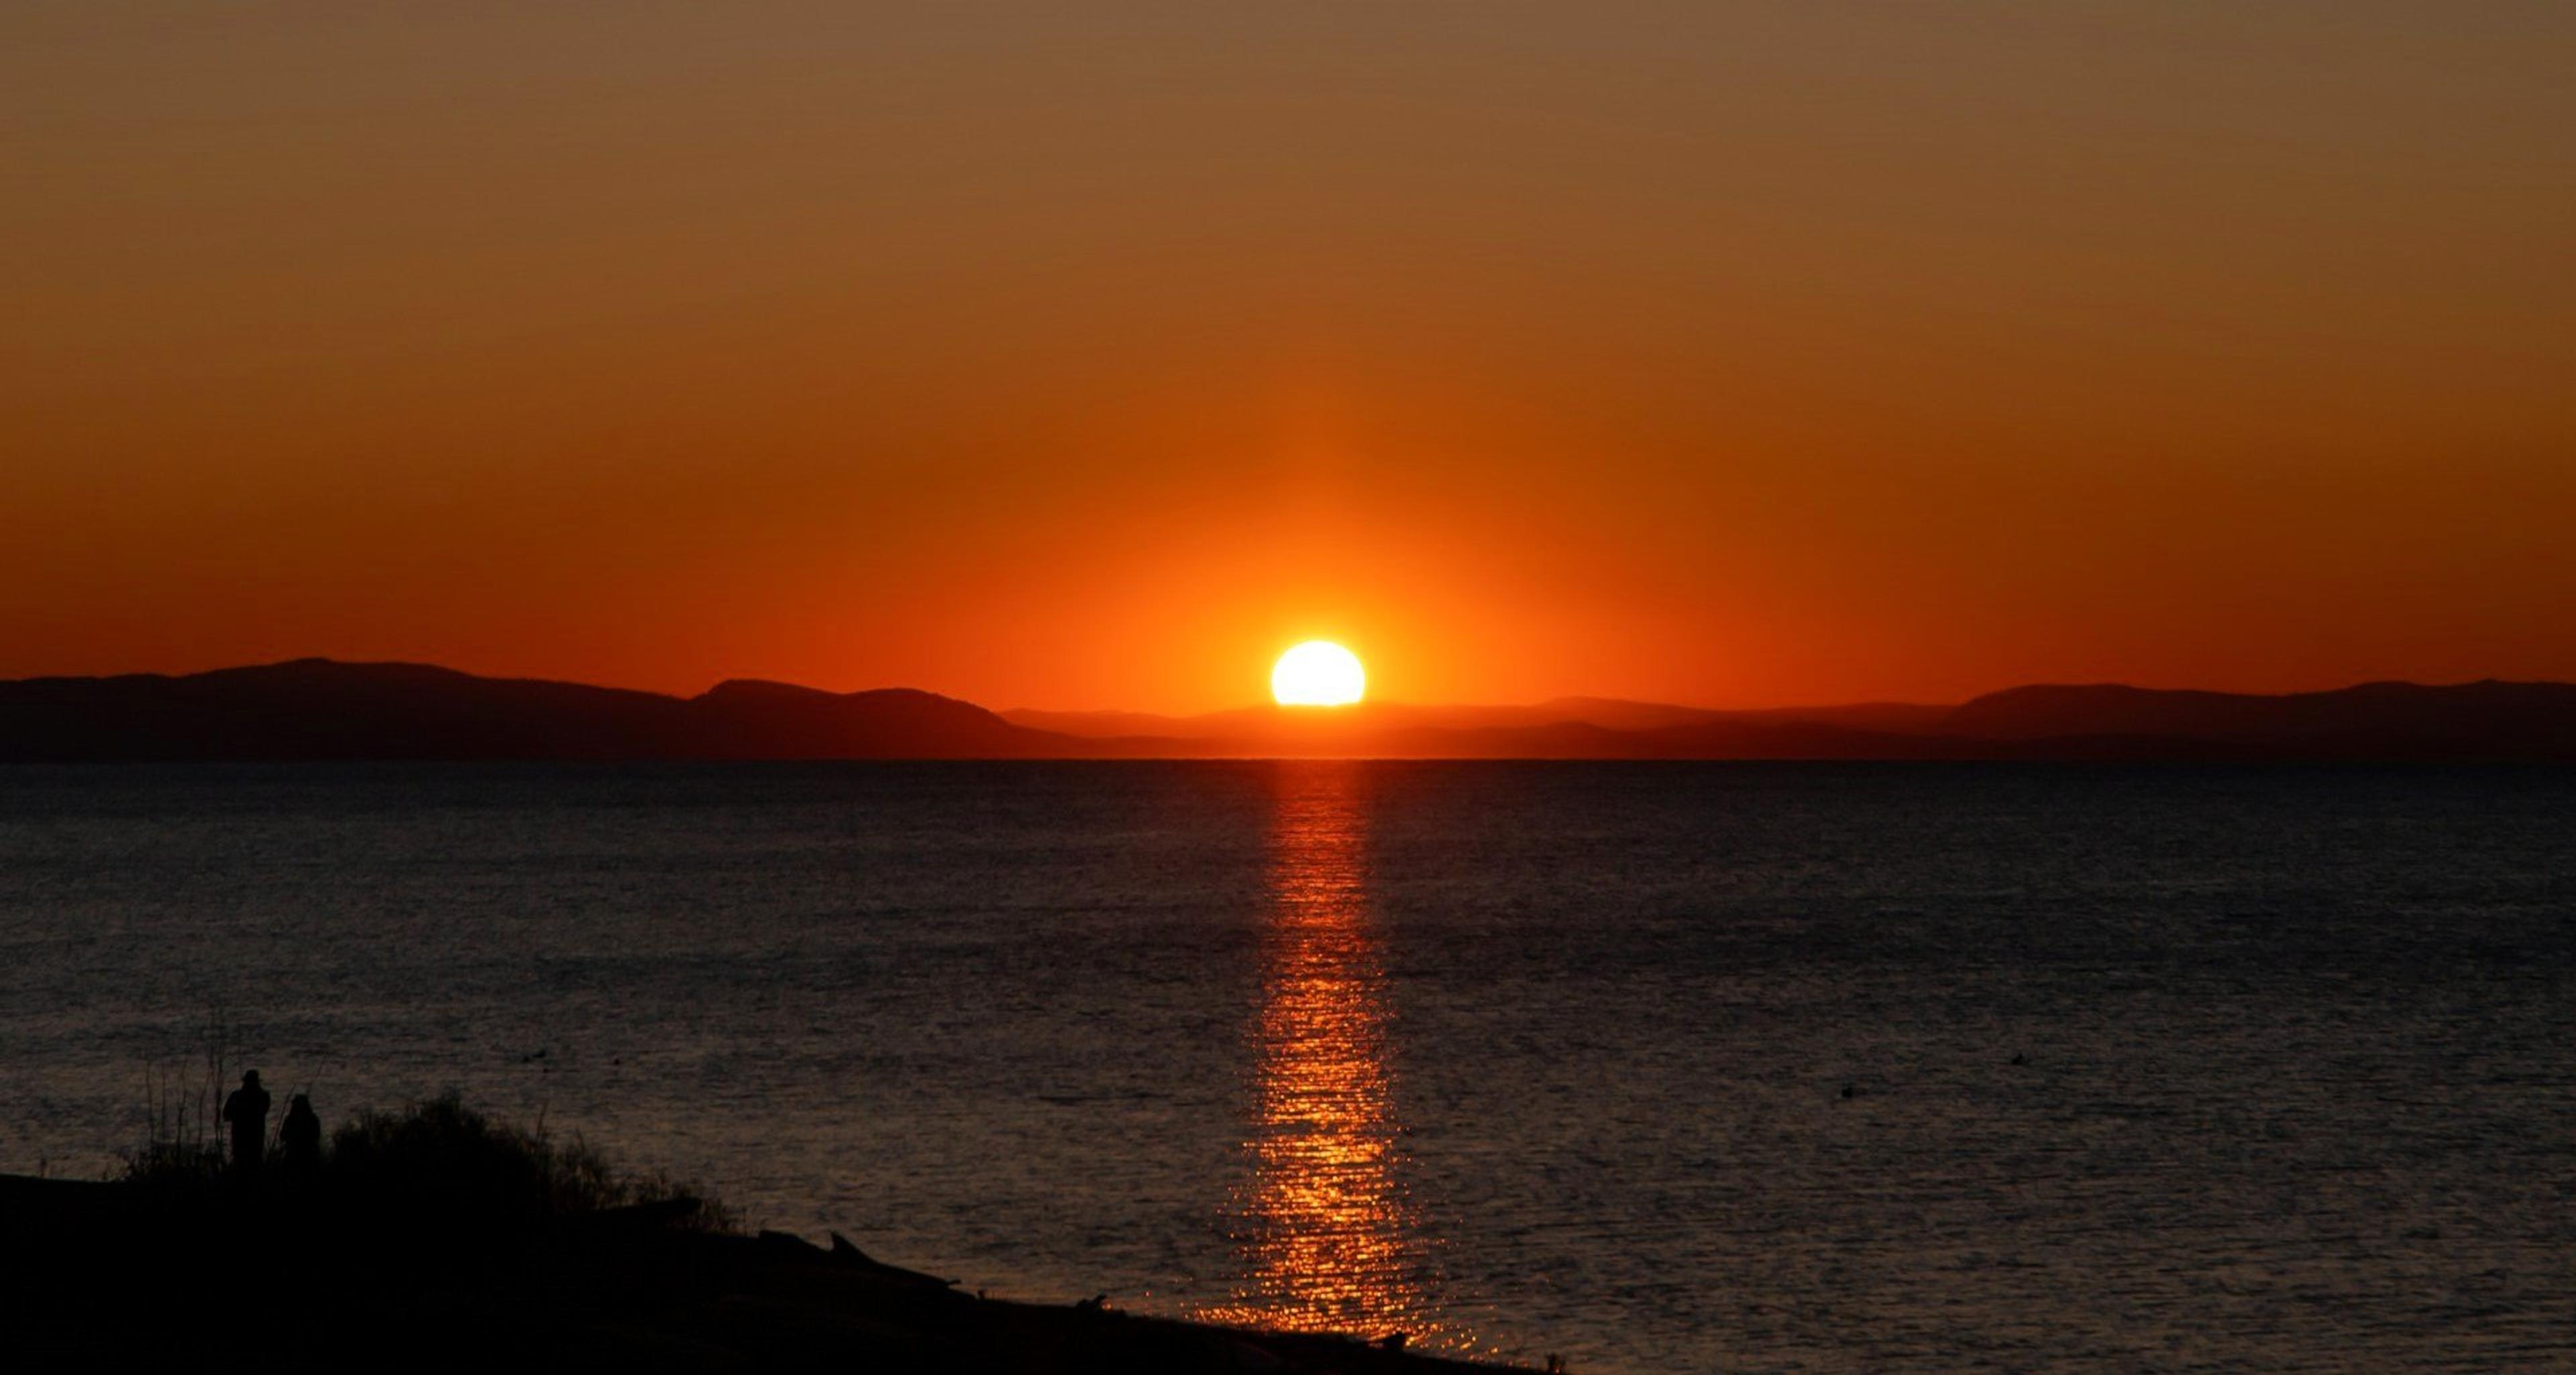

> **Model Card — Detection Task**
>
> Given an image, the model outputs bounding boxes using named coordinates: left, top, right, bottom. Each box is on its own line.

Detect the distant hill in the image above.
left=3, top=660, right=2572, bottom=761
left=0, top=659, right=1071, bottom=761
left=1936, top=679, right=2576, bottom=759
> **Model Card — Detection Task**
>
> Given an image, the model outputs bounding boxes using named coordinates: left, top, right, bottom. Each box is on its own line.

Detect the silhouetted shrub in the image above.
left=327, top=1093, right=731, bottom=1232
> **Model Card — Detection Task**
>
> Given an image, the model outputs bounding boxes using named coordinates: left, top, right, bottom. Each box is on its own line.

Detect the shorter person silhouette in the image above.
left=223, top=1070, right=272, bottom=1173
left=280, top=1093, right=321, bottom=1172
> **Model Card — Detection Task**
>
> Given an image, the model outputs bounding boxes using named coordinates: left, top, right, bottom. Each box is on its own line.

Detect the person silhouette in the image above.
left=280, top=1093, right=321, bottom=1172
left=223, top=1070, right=272, bottom=1173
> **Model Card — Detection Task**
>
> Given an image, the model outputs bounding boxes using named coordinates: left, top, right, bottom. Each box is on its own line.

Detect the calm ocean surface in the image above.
left=5, top=762, right=2575, bottom=1372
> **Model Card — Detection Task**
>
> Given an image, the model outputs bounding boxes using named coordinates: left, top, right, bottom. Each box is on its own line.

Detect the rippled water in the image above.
left=5, top=761, right=2575, bottom=1372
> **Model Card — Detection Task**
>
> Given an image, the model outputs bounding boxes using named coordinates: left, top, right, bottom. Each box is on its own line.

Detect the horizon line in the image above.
left=4, top=654, right=2567, bottom=719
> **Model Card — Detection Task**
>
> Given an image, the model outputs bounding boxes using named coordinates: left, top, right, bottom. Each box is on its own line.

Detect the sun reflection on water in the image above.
left=1199, top=765, right=1467, bottom=1352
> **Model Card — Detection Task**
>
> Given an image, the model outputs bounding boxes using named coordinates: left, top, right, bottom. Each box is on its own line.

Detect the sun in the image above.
left=1271, top=641, right=1366, bottom=707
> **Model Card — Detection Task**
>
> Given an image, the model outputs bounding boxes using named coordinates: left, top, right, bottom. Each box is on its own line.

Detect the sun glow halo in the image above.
left=1271, top=641, right=1366, bottom=708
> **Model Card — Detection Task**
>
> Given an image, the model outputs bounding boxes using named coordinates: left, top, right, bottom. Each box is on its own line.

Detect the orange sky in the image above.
left=6, top=4, right=2571, bottom=712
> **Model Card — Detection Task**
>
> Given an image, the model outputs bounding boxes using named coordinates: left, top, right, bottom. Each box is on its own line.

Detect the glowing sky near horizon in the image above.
left=3, top=3, right=2571, bottom=712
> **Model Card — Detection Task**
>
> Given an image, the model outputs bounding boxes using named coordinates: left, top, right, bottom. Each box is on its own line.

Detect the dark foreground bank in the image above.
left=4, top=1170, right=1520, bottom=1373
left=11, top=1095, right=1523, bottom=1372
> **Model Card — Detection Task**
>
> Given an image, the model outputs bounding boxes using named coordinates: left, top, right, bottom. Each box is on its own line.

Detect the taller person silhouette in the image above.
left=223, top=1070, right=271, bottom=1173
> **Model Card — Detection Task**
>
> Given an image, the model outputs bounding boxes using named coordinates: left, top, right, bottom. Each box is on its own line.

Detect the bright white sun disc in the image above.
left=1271, top=641, right=1366, bottom=707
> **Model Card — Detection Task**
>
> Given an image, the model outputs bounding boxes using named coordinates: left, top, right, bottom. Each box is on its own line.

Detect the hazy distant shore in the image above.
left=8, top=658, right=2576, bottom=762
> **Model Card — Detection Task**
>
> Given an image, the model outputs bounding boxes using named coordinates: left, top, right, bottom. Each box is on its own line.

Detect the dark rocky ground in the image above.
left=5, top=1170, right=1520, bottom=1373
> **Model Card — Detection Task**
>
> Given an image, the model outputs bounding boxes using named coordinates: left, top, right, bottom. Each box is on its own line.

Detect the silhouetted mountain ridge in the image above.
left=3, top=660, right=2571, bottom=761
left=0, top=659, right=1059, bottom=761
left=1941, top=679, right=2576, bottom=755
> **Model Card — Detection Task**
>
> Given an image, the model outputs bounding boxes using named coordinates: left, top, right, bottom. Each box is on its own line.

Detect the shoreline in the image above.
left=5, top=1170, right=1529, bottom=1373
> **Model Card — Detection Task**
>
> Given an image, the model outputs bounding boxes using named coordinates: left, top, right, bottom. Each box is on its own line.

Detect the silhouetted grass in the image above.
left=121, top=1012, right=237, bottom=1189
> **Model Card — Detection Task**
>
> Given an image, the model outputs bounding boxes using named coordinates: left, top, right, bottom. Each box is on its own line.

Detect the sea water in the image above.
left=5, top=761, right=2573, bottom=1372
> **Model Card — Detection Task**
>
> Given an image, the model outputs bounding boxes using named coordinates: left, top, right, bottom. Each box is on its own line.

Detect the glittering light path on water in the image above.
left=1199, top=765, right=1466, bottom=1352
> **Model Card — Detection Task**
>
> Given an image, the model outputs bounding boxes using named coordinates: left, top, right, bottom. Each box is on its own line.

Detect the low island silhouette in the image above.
left=4, top=659, right=2574, bottom=762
